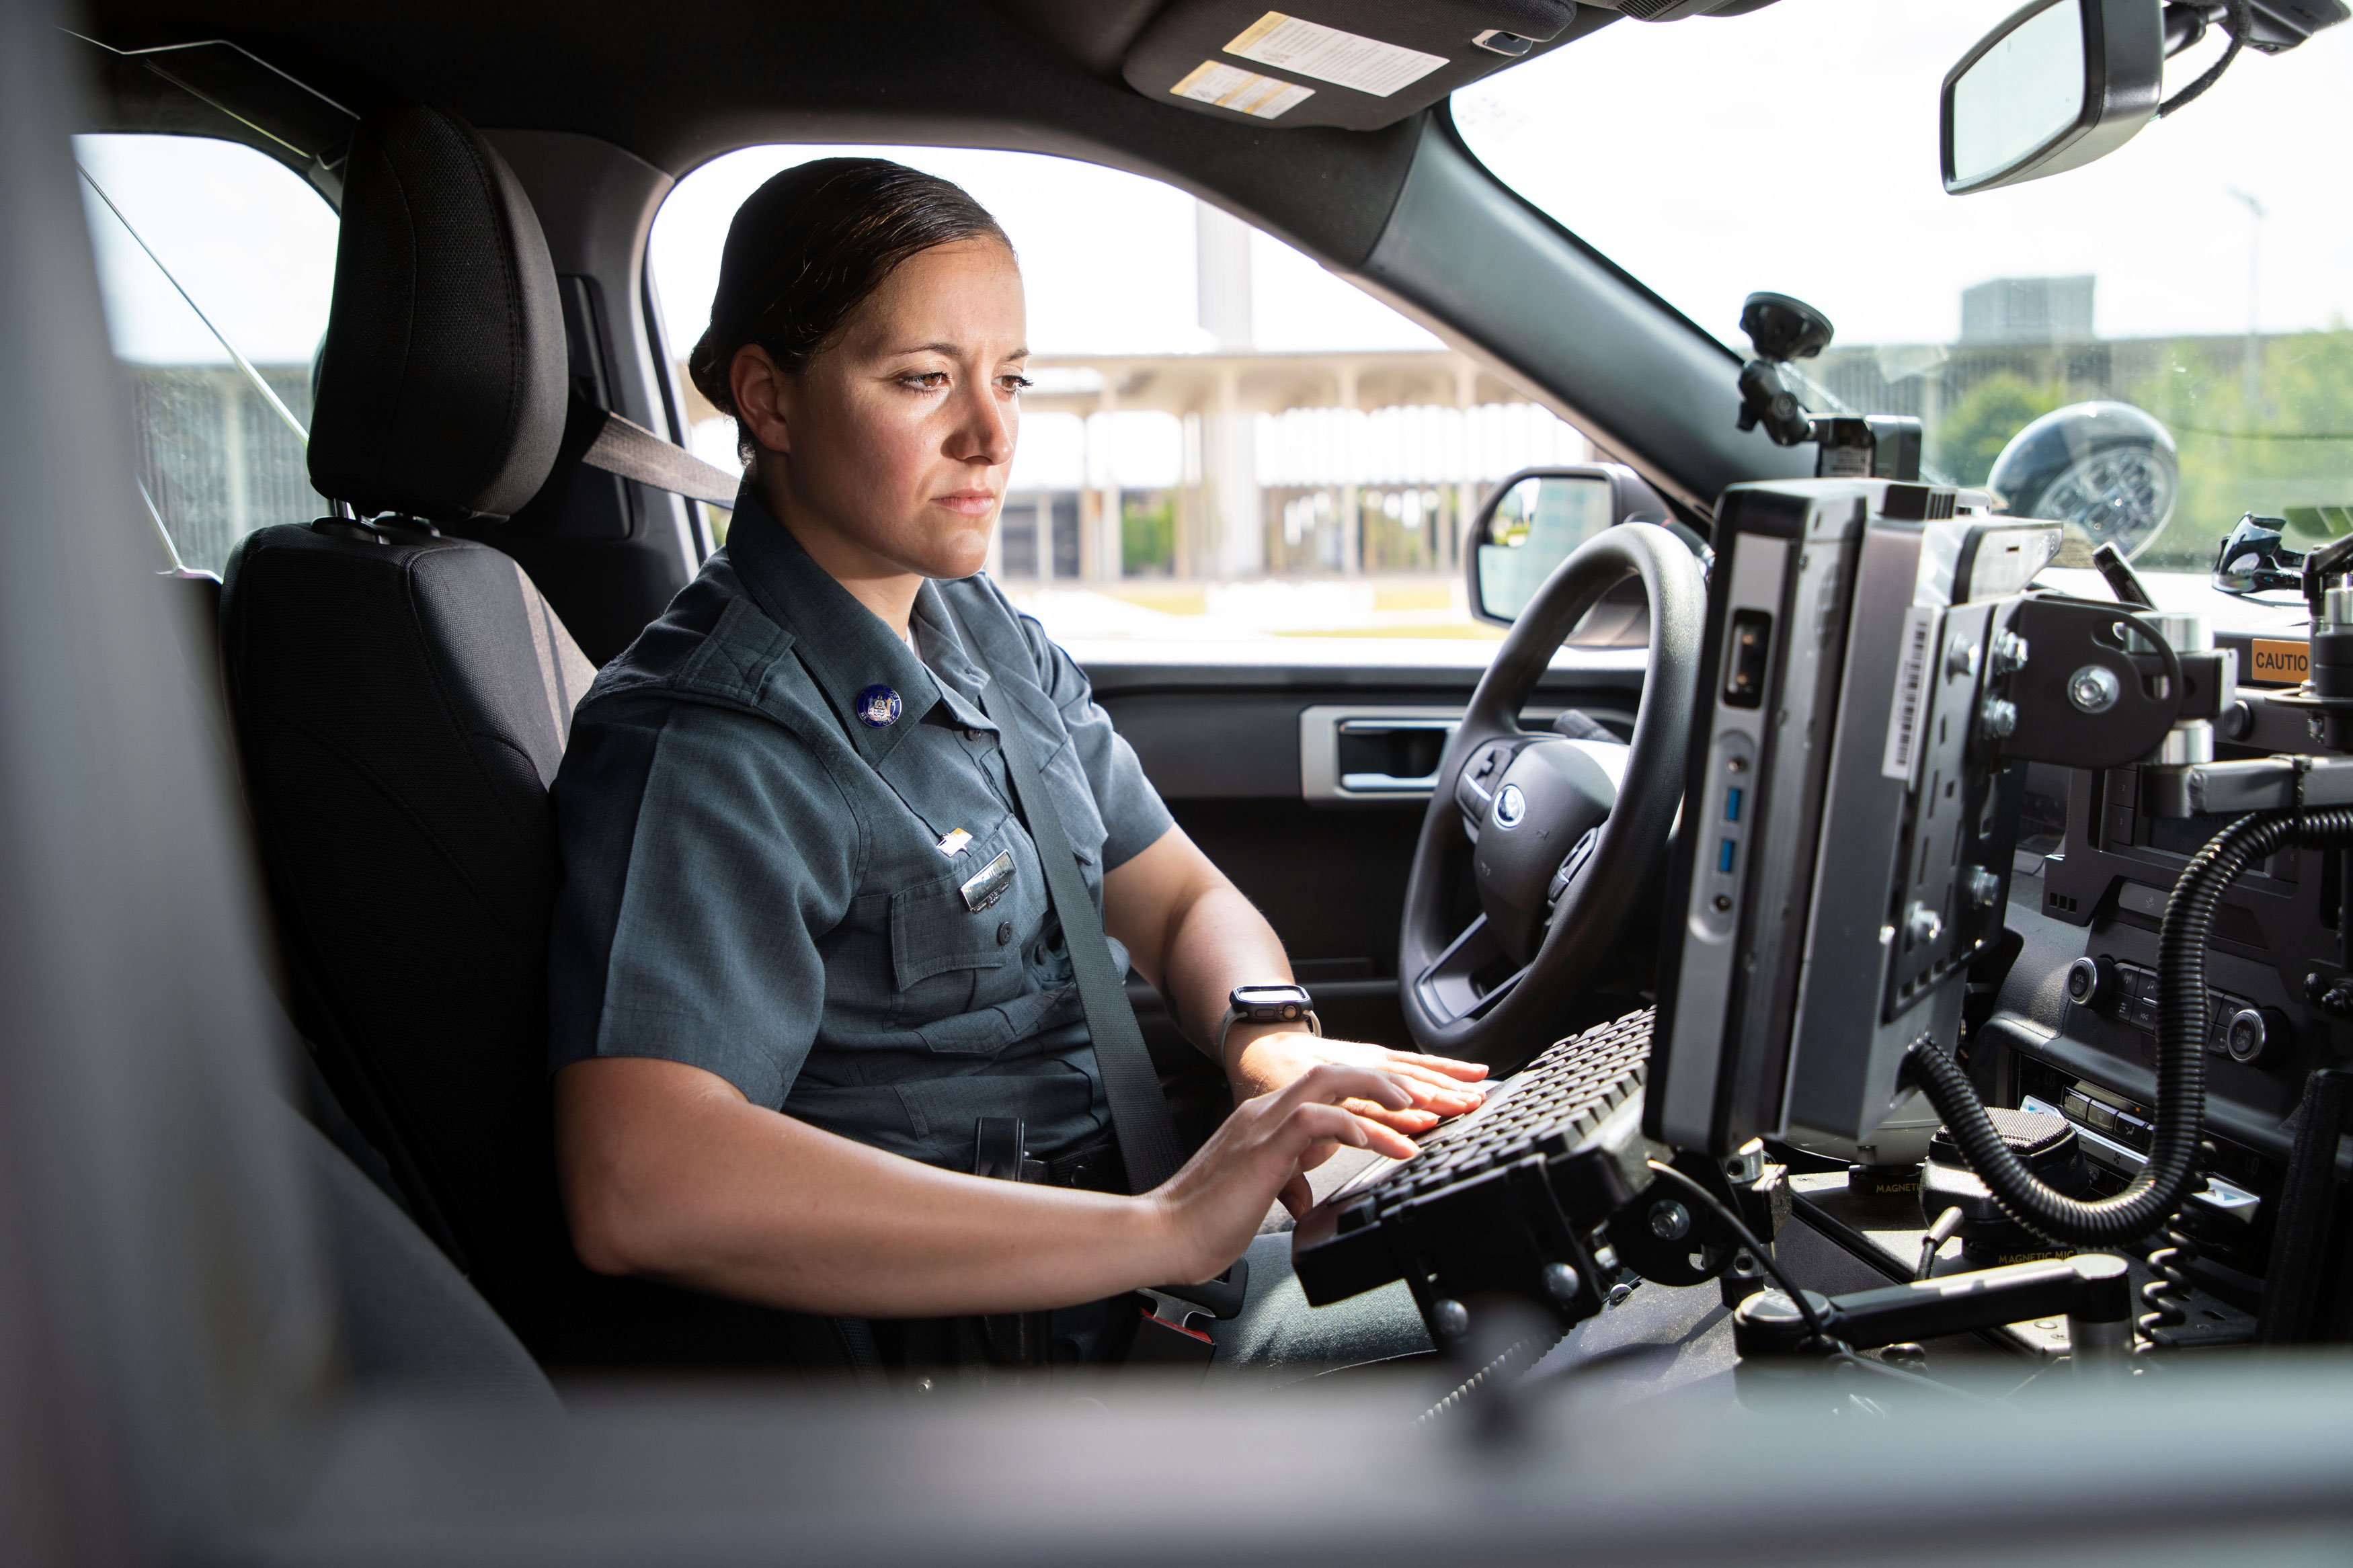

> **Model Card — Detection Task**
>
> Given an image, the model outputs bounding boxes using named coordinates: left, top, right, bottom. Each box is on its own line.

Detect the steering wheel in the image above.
left=1398, top=522, right=1706, bottom=1072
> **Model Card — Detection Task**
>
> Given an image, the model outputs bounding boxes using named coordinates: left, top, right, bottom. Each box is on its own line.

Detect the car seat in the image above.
left=218, top=102, right=859, bottom=1374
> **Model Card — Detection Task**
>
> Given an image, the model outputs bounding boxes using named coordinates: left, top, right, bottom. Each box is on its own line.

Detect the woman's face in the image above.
left=740, top=237, right=1027, bottom=583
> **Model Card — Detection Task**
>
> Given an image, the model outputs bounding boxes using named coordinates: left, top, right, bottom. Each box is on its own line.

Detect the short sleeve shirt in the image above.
left=547, top=491, right=1175, bottom=1171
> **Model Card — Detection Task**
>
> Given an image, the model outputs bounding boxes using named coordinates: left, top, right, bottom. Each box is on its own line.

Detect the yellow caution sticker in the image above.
left=2248, top=637, right=2310, bottom=686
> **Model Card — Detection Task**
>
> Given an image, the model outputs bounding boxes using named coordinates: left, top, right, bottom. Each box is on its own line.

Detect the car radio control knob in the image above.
left=2066, top=956, right=2114, bottom=1009
left=2225, top=1006, right=2288, bottom=1064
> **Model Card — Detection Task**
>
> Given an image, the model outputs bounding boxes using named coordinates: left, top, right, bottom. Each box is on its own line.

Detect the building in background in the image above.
left=1960, top=276, right=2095, bottom=345
left=984, top=199, right=1588, bottom=587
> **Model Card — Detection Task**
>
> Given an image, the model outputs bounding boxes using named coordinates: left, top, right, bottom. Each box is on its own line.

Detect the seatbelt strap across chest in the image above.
left=946, top=607, right=1187, bottom=1195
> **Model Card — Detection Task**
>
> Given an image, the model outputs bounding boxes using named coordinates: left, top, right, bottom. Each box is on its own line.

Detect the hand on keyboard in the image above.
left=1228, top=1033, right=1488, bottom=1208
left=1231, top=1034, right=1488, bottom=1131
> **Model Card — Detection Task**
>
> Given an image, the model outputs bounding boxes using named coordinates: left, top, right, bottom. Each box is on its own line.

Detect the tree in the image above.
left=1933, top=373, right=2068, bottom=487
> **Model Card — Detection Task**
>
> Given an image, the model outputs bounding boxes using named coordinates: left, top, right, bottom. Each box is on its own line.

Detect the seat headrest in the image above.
left=308, top=105, right=566, bottom=522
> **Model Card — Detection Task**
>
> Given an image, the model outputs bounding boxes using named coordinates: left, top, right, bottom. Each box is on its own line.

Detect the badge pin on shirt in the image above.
left=935, top=828, right=972, bottom=858
left=854, top=684, right=902, bottom=728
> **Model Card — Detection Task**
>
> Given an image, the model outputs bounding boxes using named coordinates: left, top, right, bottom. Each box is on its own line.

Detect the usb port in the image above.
left=1724, top=786, right=1743, bottom=823
left=1718, top=837, right=1737, bottom=874
left=1722, top=609, right=1771, bottom=710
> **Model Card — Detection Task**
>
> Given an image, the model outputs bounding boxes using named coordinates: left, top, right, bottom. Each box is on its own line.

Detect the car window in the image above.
left=77, top=132, right=338, bottom=575
left=647, top=145, right=1590, bottom=654
left=1456, top=2, right=2353, bottom=581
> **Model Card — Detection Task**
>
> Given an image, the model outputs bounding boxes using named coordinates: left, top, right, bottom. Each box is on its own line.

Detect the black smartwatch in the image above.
left=1215, top=983, right=1320, bottom=1066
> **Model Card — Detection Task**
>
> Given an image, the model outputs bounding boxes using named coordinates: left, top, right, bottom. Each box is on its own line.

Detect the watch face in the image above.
left=1234, top=985, right=1311, bottom=1020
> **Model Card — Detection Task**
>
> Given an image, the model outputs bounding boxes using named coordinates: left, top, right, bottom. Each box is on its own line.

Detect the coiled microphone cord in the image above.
left=1903, top=807, right=2353, bottom=1249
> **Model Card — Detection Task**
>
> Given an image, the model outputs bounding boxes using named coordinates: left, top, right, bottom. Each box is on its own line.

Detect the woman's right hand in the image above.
left=1144, top=1063, right=1421, bottom=1286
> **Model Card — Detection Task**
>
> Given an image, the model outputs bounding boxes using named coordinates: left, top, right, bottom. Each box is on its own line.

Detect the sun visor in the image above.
left=1123, top=1, right=1585, bottom=130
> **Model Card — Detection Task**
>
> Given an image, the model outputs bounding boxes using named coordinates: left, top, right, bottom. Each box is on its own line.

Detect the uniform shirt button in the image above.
left=963, top=727, right=983, bottom=741
left=997, top=921, right=1014, bottom=946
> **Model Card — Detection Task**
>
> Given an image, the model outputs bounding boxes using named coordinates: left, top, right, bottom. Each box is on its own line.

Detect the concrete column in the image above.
left=1175, top=409, right=1203, bottom=581
left=1336, top=363, right=1361, bottom=577
left=1450, top=358, right=1480, bottom=571
left=1195, top=202, right=1254, bottom=352
left=1093, top=382, right=1121, bottom=581
left=1206, top=363, right=1263, bottom=579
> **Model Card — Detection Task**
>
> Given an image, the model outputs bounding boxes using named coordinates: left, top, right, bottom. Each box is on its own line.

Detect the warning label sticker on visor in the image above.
left=1225, top=11, right=1446, bottom=98
left=1172, top=60, right=1315, bottom=119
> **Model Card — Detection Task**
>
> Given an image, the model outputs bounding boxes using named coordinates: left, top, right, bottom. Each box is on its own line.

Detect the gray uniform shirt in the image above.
left=547, top=492, right=1174, bottom=1171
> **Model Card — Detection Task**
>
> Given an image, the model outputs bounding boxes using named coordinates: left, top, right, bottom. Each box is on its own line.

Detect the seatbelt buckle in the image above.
left=1129, top=1289, right=1218, bottom=1365
left=1148, top=1257, right=1248, bottom=1320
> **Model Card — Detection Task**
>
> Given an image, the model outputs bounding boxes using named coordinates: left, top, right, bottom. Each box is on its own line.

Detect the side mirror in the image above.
left=1466, top=464, right=1679, bottom=630
left=1942, top=0, right=2162, bottom=196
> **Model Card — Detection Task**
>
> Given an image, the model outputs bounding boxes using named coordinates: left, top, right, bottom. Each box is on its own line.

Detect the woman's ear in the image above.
left=728, top=343, right=794, bottom=456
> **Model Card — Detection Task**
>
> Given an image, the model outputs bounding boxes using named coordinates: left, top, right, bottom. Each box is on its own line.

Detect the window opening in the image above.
left=649, top=145, right=1593, bottom=656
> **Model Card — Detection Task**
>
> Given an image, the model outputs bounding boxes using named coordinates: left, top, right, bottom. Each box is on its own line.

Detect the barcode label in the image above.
left=1881, top=606, right=1936, bottom=782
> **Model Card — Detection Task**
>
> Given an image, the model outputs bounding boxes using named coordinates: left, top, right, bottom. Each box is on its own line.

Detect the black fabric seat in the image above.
left=220, top=104, right=855, bottom=1374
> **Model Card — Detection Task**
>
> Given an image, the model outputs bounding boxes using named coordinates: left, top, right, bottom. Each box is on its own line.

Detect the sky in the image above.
left=1455, top=0, right=2353, bottom=350
left=77, top=134, right=339, bottom=368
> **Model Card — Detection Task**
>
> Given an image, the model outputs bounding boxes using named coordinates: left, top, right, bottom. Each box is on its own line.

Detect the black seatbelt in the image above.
left=942, top=597, right=1249, bottom=1346
left=959, top=643, right=1188, bottom=1194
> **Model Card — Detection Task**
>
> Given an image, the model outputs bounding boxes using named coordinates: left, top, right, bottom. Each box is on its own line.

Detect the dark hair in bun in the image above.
left=687, top=157, right=1010, bottom=435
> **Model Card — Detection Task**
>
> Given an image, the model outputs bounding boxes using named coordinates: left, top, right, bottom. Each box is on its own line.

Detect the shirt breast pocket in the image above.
left=887, top=853, right=1012, bottom=1038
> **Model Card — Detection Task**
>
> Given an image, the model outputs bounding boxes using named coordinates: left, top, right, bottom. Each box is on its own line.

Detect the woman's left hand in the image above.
left=1228, top=1030, right=1488, bottom=1138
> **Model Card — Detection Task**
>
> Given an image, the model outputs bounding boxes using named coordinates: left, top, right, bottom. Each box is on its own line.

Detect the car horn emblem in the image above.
left=1493, top=782, right=1527, bottom=829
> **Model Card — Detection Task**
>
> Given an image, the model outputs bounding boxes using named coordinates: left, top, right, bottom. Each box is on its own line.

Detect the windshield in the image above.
left=1455, top=1, right=2353, bottom=576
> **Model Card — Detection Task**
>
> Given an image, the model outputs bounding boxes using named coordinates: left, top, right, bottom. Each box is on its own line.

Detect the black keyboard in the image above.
left=1290, top=1009, right=1656, bottom=1325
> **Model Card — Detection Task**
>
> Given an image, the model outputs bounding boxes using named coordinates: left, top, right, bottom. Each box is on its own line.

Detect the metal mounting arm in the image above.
left=1730, top=1254, right=2134, bottom=1360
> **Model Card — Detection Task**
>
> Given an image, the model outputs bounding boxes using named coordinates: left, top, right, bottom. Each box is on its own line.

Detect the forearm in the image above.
left=1156, top=882, right=1304, bottom=1068
left=557, top=1060, right=1176, bottom=1316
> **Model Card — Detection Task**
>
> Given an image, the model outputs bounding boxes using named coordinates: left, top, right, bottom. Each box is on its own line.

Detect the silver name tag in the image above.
left=959, top=850, right=1015, bottom=912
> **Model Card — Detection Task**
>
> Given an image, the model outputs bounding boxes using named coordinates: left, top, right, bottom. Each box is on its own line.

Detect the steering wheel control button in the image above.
left=1454, top=739, right=1518, bottom=825
left=1722, top=608, right=1772, bottom=709
left=1472, top=741, right=1622, bottom=964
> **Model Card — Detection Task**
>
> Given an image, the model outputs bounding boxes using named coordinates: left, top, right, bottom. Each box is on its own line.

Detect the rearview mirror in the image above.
left=1942, top=0, right=2162, bottom=196
left=1467, top=464, right=1674, bottom=629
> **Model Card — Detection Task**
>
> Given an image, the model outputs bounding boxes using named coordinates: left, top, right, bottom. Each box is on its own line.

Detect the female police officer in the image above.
left=548, top=158, right=1489, bottom=1374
